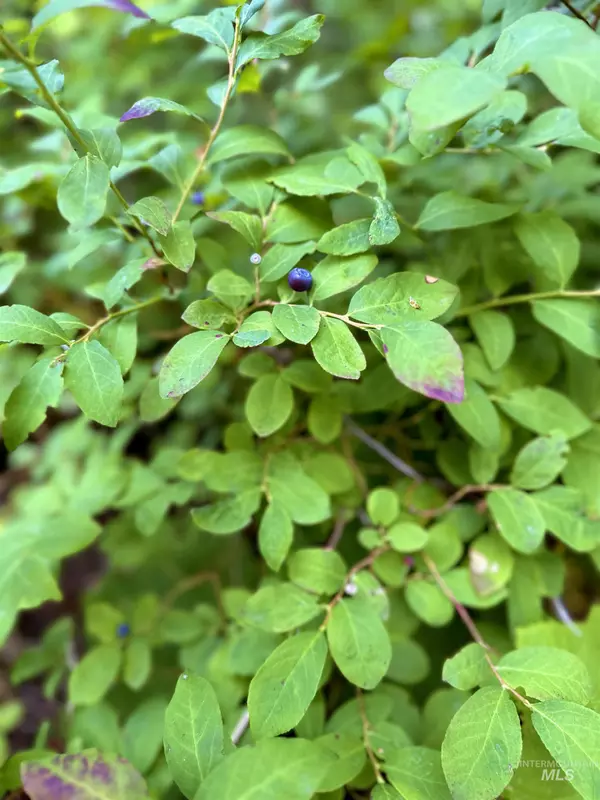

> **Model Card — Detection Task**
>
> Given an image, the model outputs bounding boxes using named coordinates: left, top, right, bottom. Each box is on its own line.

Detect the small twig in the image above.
left=345, top=418, right=425, bottom=483
left=325, top=509, right=349, bottom=550
left=163, top=571, right=226, bottom=627
left=423, top=554, right=532, bottom=708
left=414, top=483, right=502, bottom=520
left=320, top=546, right=389, bottom=630
left=560, top=0, right=595, bottom=27
left=357, top=689, right=385, bottom=784
left=231, top=708, right=250, bottom=745
left=173, top=17, right=242, bottom=220
left=455, top=287, right=600, bottom=318
left=550, top=596, right=583, bottom=637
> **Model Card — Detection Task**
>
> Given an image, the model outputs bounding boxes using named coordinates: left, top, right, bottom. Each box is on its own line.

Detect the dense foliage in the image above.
left=1, top=0, right=600, bottom=798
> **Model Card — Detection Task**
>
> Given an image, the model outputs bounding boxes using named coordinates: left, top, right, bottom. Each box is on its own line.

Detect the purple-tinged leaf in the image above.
left=32, top=0, right=150, bottom=31
left=120, top=96, right=203, bottom=123
left=22, top=751, right=150, bottom=800
left=381, top=321, right=464, bottom=404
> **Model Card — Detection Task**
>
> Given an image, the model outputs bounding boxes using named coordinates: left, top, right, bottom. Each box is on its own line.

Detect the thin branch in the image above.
left=325, top=509, right=349, bottom=550
left=0, top=29, right=161, bottom=256
left=162, top=570, right=226, bottom=627
left=423, top=554, right=533, bottom=708
left=357, top=689, right=385, bottom=785
left=320, top=546, right=389, bottom=630
left=560, top=0, right=595, bottom=27
left=414, top=483, right=502, bottom=520
left=173, top=18, right=242, bottom=221
left=455, top=287, right=600, bottom=318
left=52, top=295, right=164, bottom=363
left=345, top=418, right=425, bottom=483
left=231, top=708, right=250, bottom=745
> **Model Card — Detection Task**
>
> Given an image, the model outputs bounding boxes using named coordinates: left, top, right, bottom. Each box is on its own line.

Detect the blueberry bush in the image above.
left=1, top=1, right=600, bottom=798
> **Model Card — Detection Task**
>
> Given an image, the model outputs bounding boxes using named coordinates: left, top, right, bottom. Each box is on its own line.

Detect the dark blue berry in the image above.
left=288, top=267, right=313, bottom=292
left=116, top=622, right=130, bottom=638
left=191, top=191, right=204, bottom=206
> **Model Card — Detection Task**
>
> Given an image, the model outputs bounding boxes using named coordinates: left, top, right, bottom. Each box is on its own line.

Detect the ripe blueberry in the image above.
left=191, top=191, right=204, bottom=206
left=116, top=622, right=130, bottom=638
left=288, top=267, right=313, bottom=292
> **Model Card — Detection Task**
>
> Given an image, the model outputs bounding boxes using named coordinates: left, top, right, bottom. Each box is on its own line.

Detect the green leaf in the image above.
left=122, top=697, right=167, bottom=774
left=127, top=196, right=172, bottom=236
left=405, top=580, right=454, bottom=627
left=164, top=673, right=224, bottom=798
left=222, top=162, right=274, bottom=215
left=191, top=490, right=261, bottom=536
left=385, top=747, right=451, bottom=800
left=307, top=395, right=342, bottom=444
left=406, top=65, right=506, bottom=130
left=77, top=127, right=122, bottom=168
left=32, top=0, right=150, bottom=29
left=65, top=340, right=124, bottom=427
left=348, top=272, right=458, bottom=324
left=195, top=737, right=332, bottom=800
left=0, top=514, right=100, bottom=648
left=385, top=56, right=445, bottom=88
left=159, top=331, right=229, bottom=399
left=497, top=647, right=591, bottom=704
left=172, top=9, right=236, bottom=51
left=120, top=96, right=204, bottom=123
left=514, top=211, right=579, bottom=288
left=447, top=378, right=501, bottom=449
left=533, top=486, right=599, bottom=553
left=326, top=597, right=392, bottom=690
left=248, top=631, right=327, bottom=739
left=232, top=328, right=270, bottom=349
left=311, top=317, right=366, bottom=380
left=182, top=299, right=233, bottom=330
left=511, top=434, right=569, bottom=490
left=3, top=359, right=64, bottom=451
left=207, top=211, right=262, bottom=251
left=367, top=487, right=400, bottom=526
left=487, top=487, right=546, bottom=554
left=158, top=221, right=196, bottom=272
left=243, top=583, right=323, bottom=633
left=272, top=304, right=320, bottom=345
left=22, top=751, right=149, bottom=800
left=208, top=125, right=290, bottom=165
left=311, top=253, right=378, bottom=302
left=497, top=387, right=591, bottom=440
left=207, top=270, right=254, bottom=311
left=347, top=141, right=386, bottom=196
left=388, top=522, right=429, bottom=553
left=416, top=191, right=519, bottom=231
left=442, top=687, right=521, bottom=800
left=369, top=198, right=400, bottom=245
left=532, top=699, right=600, bottom=799
left=236, top=15, right=325, bottom=69
left=382, top=322, right=464, bottom=404
left=57, top=155, right=110, bottom=229
left=68, top=643, right=122, bottom=706
left=266, top=452, right=331, bottom=525
left=469, top=311, right=515, bottom=371
left=0, top=305, right=69, bottom=345
left=288, top=549, right=346, bottom=595
left=245, top=373, right=294, bottom=437
left=316, top=732, right=366, bottom=792
left=98, top=316, right=137, bottom=375
left=442, top=643, right=489, bottom=691
left=316, top=219, right=371, bottom=256
left=259, top=242, right=316, bottom=282
left=123, top=640, right=151, bottom=691
left=0, top=252, right=26, bottom=294
left=258, top=501, right=293, bottom=572
left=469, top=533, right=514, bottom=596
left=271, top=155, right=364, bottom=197
left=532, top=298, right=600, bottom=358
